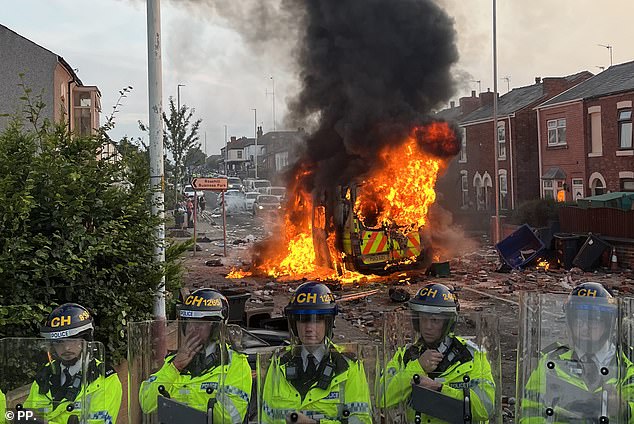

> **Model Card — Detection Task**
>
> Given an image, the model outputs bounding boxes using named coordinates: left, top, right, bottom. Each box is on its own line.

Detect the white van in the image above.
left=245, top=179, right=271, bottom=194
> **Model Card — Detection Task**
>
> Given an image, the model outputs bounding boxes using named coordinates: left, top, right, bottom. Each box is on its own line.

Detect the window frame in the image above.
left=460, top=171, right=469, bottom=208
left=459, top=129, right=467, bottom=163
left=497, top=121, right=506, bottom=159
left=547, top=118, right=567, bottom=147
left=618, top=109, right=633, bottom=150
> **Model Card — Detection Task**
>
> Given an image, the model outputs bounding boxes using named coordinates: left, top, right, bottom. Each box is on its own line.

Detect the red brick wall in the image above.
left=511, top=110, right=540, bottom=205
left=586, top=92, right=634, bottom=192
left=539, top=102, right=587, bottom=199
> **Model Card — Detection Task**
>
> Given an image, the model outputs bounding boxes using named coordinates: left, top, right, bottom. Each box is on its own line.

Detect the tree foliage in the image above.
left=0, top=89, right=184, bottom=362
left=162, top=97, right=202, bottom=190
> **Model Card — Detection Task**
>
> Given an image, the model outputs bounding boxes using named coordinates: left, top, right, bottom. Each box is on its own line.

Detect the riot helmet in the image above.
left=40, top=303, right=94, bottom=366
left=285, top=282, right=338, bottom=345
left=564, top=282, right=617, bottom=355
left=408, top=283, right=459, bottom=347
left=177, top=289, right=229, bottom=344
left=40, top=303, right=94, bottom=341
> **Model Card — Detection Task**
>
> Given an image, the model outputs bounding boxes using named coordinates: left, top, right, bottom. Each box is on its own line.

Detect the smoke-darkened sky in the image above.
left=2, top=0, right=632, bottom=155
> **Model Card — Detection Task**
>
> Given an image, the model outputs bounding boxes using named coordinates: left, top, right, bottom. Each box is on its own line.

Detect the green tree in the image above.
left=184, top=146, right=207, bottom=171
left=0, top=89, right=185, bottom=362
left=162, top=97, right=202, bottom=192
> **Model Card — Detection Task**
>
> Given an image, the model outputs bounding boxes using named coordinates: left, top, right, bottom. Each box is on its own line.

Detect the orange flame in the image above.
left=226, top=268, right=252, bottom=279
left=247, top=122, right=456, bottom=282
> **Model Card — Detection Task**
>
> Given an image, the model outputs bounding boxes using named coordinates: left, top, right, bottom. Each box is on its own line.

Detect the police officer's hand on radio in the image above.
left=418, top=349, right=443, bottom=374
left=285, top=412, right=317, bottom=424
left=414, top=375, right=442, bottom=392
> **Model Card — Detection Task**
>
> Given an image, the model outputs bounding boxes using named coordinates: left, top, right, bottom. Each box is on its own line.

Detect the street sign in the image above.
left=190, top=177, right=228, bottom=191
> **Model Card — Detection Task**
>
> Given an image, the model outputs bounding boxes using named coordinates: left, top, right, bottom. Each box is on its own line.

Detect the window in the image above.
left=591, top=178, right=605, bottom=196
left=497, top=122, right=506, bottom=159
left=621, top=178, right=634, bottom=192
left=237, top=150, right=243, bottom=159
left=72, top=90, right=93, bottom=137
left=275, top=151, right=289, bottom=171
left=547, top=119, right=566, bottom=146
left=588, top=108, right=602, bottom=155
left=460, top=171, right=469, bottom=208
left=499, top=171, right=508, bottom=210
left=543, top=180, right=554, bottom=199
left=618, top=109, right=632, bottom=149
left=459, top=130, right=467, bottom=162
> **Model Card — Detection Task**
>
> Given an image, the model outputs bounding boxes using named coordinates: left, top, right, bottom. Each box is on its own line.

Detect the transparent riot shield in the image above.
left=127, top=320, right=238, bottom=424
left=0, top=338, right=105, bottom=424
left=516, top=292, right=634, bottom=423
left=257, top=342, right=379, bottom=424
left=381, top=310, right=502, bottom=424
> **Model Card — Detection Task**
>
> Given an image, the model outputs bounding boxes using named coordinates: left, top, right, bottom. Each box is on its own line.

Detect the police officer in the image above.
left=24, top=303, right=123, bottom=423
left=381, top=283, right=495, bottom=423
left=139, top=288, right=251, bottom=424
left=520, top=282, right=634, bottom=421
left=260, top=282, right=372, bottom=424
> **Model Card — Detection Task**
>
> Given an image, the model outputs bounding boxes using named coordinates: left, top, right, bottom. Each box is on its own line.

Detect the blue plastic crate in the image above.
left=495, top=224, right=545, bottom=269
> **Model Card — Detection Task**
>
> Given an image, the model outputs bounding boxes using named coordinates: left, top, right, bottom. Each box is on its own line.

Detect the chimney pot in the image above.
left=535, top=77, right=541, bottom=84
left=471, top=90, right=476, bottom=97
left=450, top=101, right=455, bottom=108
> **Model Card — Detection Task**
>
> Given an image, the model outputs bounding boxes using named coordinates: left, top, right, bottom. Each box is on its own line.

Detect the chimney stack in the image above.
left=450, top=100, right=455, bottom=108
left=535, top=77, right=541, bottom=84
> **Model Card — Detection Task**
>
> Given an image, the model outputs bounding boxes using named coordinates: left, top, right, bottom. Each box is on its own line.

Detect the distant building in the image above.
left=536, top=60, right=634, bottom=200
left=0, top=24, right=101, bottom=137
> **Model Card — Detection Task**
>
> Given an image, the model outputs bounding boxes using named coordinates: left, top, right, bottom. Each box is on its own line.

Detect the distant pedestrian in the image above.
left=199, top=195, right=206, bottom=212
left=186, top=198, right=194, bottom=227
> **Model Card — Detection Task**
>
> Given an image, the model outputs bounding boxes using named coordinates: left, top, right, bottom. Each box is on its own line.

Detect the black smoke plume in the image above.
left=286, top=0, right=460, bottom=190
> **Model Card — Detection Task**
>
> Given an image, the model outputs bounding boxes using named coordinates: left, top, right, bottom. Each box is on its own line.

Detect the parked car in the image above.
left=218, top=190, right=247, bottom=212
left=183, top=184, right=203, bottom=198
left=227, top=177, right=243, bottom=192
left=253, top=194, right=281, bottom=216
left=268, top=186, right=287, bottom=202
left=244, top=191, right=260, bottom=211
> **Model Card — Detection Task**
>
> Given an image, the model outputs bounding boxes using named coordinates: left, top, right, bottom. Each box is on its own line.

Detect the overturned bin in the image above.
left=496, top=224, right=545, bottom=269
left=553, top=233, right=583, bottom=270
left=572, top=234, right=612, bottom=271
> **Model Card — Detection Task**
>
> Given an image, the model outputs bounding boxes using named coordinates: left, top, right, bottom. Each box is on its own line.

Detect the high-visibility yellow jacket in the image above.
left=380, top=335, right=495, bottom=424
left=261, top=344, right=372, bottom=424
left=24, top=360, right=122, bottom=424
left=139, top=348, right=251, bottom=424
left=520, top=344, right=634, bottom=423
left=0, top=389, right=6, bottom=424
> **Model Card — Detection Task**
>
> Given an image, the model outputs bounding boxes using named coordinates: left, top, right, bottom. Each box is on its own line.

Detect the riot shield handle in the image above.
left=412, top=374, right=422, bottom=423
left=206, top=397, right=217, bottom=424
left=462, top=375, right=472, bottom=424
left=158, top=385, right=171, bottom=399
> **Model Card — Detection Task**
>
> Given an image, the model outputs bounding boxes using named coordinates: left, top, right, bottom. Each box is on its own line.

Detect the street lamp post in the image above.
left=252, top=108, right=258, bottom=179
left=492, top=0, right=501, bottom=244
left=177, top=83, right=185, bottom=110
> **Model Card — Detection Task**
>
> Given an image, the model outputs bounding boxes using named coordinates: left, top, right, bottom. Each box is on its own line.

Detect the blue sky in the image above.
left=3, top=0, right=632, bottom=155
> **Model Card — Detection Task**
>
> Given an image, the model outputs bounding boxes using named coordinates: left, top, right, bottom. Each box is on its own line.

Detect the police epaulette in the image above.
left=329, top=350, right=350, bottom=374
left=541, top=342, right=569, bottom=356
left=105, top=364, right=116, bottom=378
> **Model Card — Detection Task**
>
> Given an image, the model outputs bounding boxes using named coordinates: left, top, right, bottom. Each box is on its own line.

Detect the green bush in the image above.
left=509, top=198, right=561, bottom=227
left=0, top=101, right=184, bottom=363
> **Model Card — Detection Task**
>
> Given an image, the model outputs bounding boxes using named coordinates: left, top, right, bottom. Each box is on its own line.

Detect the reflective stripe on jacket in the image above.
left=520, top=345, right=634, bottom=424
left=261, top=344, right=372, bottom=424
left=380, top=335, right=495, bottom=424
left=24, top=361, right=122, bottom=424
left=139, top=348, right=251, bottom=424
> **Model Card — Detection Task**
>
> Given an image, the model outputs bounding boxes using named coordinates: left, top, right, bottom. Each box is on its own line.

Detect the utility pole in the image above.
left=147, top=0, right=165, bottom=319
left=177, top=84, right=185, bottom=110
left=598, top=44, right=613, bottom=67
left=492, top=0, right=501, bottom=244
left=224, top=125, right=228, bottom=175
left=252, top=108, right=258, bottom=179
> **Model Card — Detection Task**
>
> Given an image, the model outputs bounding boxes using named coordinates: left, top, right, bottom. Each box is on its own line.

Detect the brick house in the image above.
left=0, top=24, right=101, bottom=137
left=258, top=129, right=305, bottom=184
left=451, top=72, right=592, bottom=215
left=536, top=61, right=634, bottom=201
